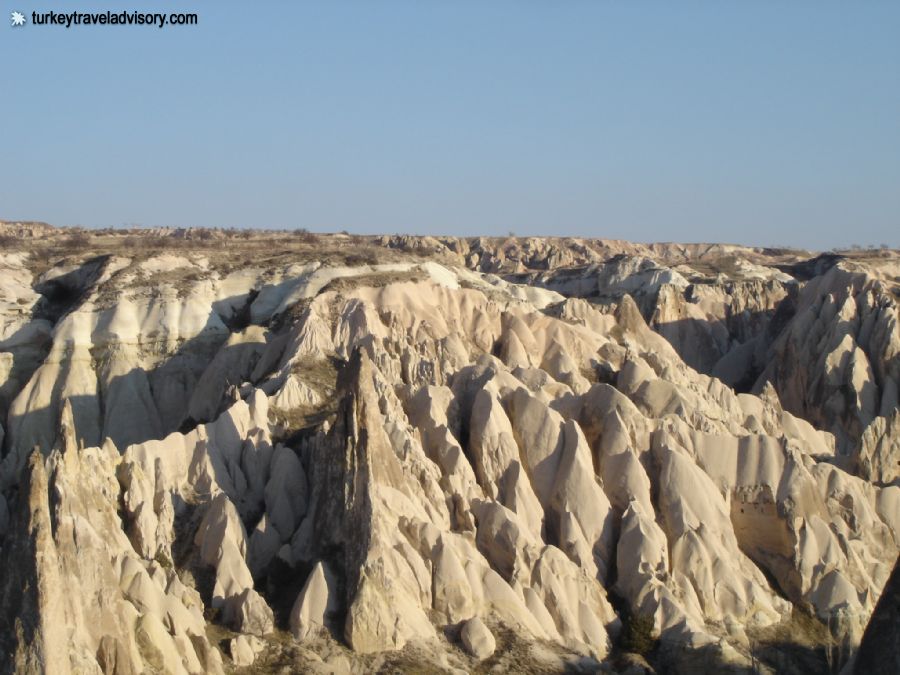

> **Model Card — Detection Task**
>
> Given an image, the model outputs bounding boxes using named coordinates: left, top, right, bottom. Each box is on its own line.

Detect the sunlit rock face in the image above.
left=0, top=223, right=897, bottom=673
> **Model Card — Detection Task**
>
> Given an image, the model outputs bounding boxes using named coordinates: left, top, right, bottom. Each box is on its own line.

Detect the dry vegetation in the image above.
left=269, top=356, right=341, bottom=444
left=320, top=269, right=428, bottom=295
left=745, top=607, right=837, bottom=673
left=0, top=222, right=457, bottom=284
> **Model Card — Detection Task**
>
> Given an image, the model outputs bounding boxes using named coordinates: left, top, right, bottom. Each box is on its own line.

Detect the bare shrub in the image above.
left=620, top=612, right=656, bottom=656
left=63, top=231, right=91, bottom=249
left=294, top=228, right=319, bottom=244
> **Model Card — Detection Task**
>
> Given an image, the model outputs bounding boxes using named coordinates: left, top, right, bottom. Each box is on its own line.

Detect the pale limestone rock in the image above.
left=228, top=635, right=256, bottom=667
left=655, top=443, right=787, bottom=626
left=290, top=561, right=338, bottom=640
left=247, top=514, right=282, bottom=577
left=188, top=326, right=267, bottom=422
left=473, top=501, right=540, bottom=581
left=433, top=540, right=476, bottom=623
left=858, top=411, right=900, bottom=485
left=229, top=634, right=265, bottom=667
left=0, top=415, right=222, bottom=675
left=136, top=612, right=190, bottom=675
left=468, top=388, right=543, bottom=538
left=264, top=444, right=308, bottom=539
left=223, top=588, right=274, bottom=637
left=529, top=546, right=616, bottom=658
left=1, top=241, right=898, bottom=674
left=271, top=373, right=325, bottom=408
left=460, top=617, right=496, bottom=659
left=194, top=493, right=253, bottom=606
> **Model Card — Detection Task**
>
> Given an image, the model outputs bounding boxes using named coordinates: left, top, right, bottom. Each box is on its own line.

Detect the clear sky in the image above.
left=2, top=1, right=898, bottom=248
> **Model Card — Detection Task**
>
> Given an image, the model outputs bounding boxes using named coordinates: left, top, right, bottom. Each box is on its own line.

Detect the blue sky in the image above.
left=2, top=1, right=898, bottom=248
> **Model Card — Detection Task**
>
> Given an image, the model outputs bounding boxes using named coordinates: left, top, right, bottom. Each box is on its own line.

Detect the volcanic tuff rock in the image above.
left=853, top=553, right=900, bottom=674
left=0, top=223, right=897, bottom=673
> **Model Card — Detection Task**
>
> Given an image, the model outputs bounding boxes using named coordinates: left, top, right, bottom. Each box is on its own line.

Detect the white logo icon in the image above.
left=11, top=11, right=26, bottom=26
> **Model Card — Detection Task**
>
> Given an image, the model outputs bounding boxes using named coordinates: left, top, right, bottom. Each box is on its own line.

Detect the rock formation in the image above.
left=0, top=223, right=897, bottom=673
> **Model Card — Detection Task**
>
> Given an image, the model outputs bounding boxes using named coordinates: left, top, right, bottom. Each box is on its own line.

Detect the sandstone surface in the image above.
left=0, top=223, right=897, bottom=673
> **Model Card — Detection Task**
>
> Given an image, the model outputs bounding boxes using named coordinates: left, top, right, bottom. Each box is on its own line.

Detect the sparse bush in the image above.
left=63, top=231, right=91, bottom=248
left=620, top=612, right=656, bottom=656
left=344, top=251, right=379, bottom=266
left=294, top=227, right=319, bottom=244
left=153, top=551, right=173, bottom=569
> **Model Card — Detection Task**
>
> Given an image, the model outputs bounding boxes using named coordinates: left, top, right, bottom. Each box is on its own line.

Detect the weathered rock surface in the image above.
left=290, top=561, right=337, bottom=640
left=460, top=617, right=496, bottom=659
left=0, top=226, right=897, bottom=673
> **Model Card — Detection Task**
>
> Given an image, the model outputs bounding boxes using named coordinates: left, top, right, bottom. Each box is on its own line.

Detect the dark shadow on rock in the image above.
left=0, top=454, right=43, bottom=674
left=853, top=553, right=900, bottom=675
left=776, top=253, right=845, bottom=282
left=31, top=255, right=111, bottom=324
left=0, top=323, right=53, bottom=435
left=2, top=284, right=291, bottom=471
left=650, top=292, right=798, bottom=390
left=648, top=634, right=834, bottom=675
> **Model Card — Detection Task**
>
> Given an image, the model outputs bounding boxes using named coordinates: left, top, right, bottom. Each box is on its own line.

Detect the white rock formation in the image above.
left=290, top=561, right=338, bottom=640
left=461, top=617, right=496, bottom=659
left=0, top=229, right=897, bottom=673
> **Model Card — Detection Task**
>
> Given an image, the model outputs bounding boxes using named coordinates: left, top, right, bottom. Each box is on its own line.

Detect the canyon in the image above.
left=0, top=222, right=897, bottom=674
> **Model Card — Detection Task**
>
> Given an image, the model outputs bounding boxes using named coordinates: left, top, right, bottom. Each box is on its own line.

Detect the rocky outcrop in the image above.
left=752, top=262, right=899, bottom=455
left=0, top=232, right=897, bottom=673
left=0, top=402, right=224, bottom=675
left=857, top=411, right=900, bottom=486
left=461, top=617, right=496, bottom=659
